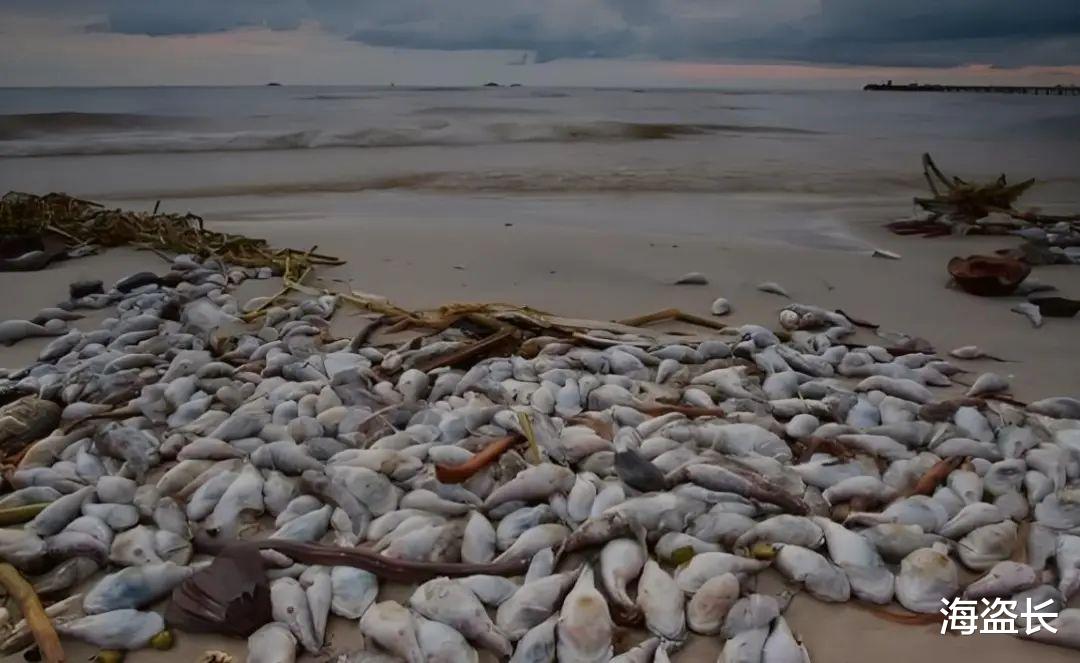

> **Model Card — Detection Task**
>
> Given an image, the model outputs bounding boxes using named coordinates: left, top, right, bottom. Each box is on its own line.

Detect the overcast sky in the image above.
left=2, top=1, right=1079, bottom=86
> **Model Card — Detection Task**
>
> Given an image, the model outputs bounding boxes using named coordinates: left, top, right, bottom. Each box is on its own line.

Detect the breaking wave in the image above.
left=0, top=112, right=187, bottom=140
left=0, top=120, right=818, bottom=158
left=112, top=167, right=914, bottom=200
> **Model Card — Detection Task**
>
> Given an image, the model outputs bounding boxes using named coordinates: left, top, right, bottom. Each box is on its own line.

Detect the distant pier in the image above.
left=864, top=82, right=1080, bottom=96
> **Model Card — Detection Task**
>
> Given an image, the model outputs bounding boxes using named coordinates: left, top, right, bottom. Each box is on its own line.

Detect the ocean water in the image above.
left=1, top=85, right=1078, bottom=247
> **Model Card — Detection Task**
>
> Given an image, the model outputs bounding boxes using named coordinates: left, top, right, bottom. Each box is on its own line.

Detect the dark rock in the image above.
left=69, top=279, right=104, bottom=299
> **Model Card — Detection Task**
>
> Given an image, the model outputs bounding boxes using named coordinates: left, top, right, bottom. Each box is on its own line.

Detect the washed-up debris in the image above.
left=1029, top=297, right=1080, bottom=318
left=1, top=201, right=1080, bottom=662
left=0, top=563, right=64, bottom=663
left=885, top=155, right=1080, bottom=261
left=947, top=255, right=1030, bottom=296
left=0, top=192, right=344, bottom=278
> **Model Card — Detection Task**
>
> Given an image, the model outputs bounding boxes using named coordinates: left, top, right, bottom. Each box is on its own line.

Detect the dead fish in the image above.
left=774, top=544, right=850, bottom=602
left=757, top=282, right=790, bottom=298
left=508, top=616, right=557, bottom=663
left=31, top=556, right=99, bottom=596
left=410, top=577, right=512, bottom=657
left=462, top=511, right=496, bottom=564
left=495, top=524, right=570, bottom=564
left=957, top=520, right=1017, bottom=571
left=687, top=573, right=740, bottom=635
left=615, top=448, right=667, bottom=493
left=734, top=515, right=823, bottom=552
left=1028, top=397, right=1080, bottom=420
left=1020, top=608, right=1080, bottom=651
left=204, top=462, right=264, bottom=535
left=1056, top=535, right=1080, bottom=599
left=153, top=498, right=191, bottom=538
left=96, top=476, right=137, bottom=504
left=271, top=577, right=319, bottom=653
left=56, top=609, right=164, bottom=649
left=484, top=464, right=575, bottom=510
left=674, top=553, right=770, bottom=593
left=82, top=503, right=139, bottom=531
left=822, top=476, right=896, bottom=506
left=963, top=561, right=1038, bottom=599
left=525, top=548, right=555, bottom=583
left=599, top=538, right=646, bottom=618
left=637, top=560, right=685, bottom=643
left=711, top=298, right=732, bottom=316
left=110, top=525, right=164, bottom=566
left=0, top=319, right=65, bottom=345
left=271, top=504, right=332, bottom=542
left=28, top=485, right=94, bottom=537
left=762, top=616, right=811, bottom=663
left=416, top=615, right=479, bottom=663
left=247, top=622, right=297, bottom=663
left=496, top=568, right=581, bottom=640
left=556, top=566, right=613, bottom=663
left=459, top=575, right=519, bottom=607
left=84, top=562, right=193, bottom=613
left=896, top=545, right=959, bottom=613
left=1011, top=302, right=1043, bottom=327
left=299, top=566, right=331, bottom=649
left=359, top=601, right=425, bottom=663
left=674, top=272, right=709, bottom=285
left=329, top=566, right=378, bottom=618
left=655, top=532, right=721, bottom=561
left=966, top=373, right=1009, bottom=397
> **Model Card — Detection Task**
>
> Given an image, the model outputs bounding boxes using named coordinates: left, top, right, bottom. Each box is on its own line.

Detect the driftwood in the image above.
left=0, top=563, right=65, bottom=663
left=887, top=154, right=1079, bottom=238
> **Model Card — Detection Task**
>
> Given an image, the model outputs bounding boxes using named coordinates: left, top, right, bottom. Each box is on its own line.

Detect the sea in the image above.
left=1, top=85, right=1078, bottom=249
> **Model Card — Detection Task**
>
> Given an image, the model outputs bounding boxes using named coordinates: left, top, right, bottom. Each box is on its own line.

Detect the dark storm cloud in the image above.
left=9, top=0, right=1079, bottom=66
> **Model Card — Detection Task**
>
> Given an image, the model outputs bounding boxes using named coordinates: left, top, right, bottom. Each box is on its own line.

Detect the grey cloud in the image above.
left=9, top=0, right=1078, bottom=66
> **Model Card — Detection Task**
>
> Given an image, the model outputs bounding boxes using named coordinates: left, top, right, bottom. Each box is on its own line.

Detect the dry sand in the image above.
left=1, top=196, right=1078, bottom=663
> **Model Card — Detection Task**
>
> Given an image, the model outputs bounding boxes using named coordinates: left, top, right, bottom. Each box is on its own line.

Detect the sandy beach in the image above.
left=1, top=189, right=1077, bottom=663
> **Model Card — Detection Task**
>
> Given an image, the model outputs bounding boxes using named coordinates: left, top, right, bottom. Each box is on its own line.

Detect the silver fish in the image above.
left=299, top=566, right=331, bottom=649
left=462, top=511, right=496, bottom=564
left=271, top=577, right=319, bottom=653
left=637, top=560, right=685, bottom=643
left=56, top=609, right=164, bottom=649
left=329, top=565, right=378, bottom=618
left=410, top=577, right=512, bottom=657
left=508, top=616, right=557, bottom=663
left=496, top=568, right=581, bottom=640
left=416, top=615, right=479, bottom=663
left=247, top=622, right=297, bottom=663
left=687, top=572, right=740, bottom=635
left=83, top=562, right=193, bottom=613
left=556, top=566, right=613, bottom=663
left=599, top=538, right=646, bottom=617
left=359, top=601, right=425, bottom=663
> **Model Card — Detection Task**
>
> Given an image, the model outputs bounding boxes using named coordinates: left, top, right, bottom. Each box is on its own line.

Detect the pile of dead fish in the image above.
left=1, top=252, right=1080, bottom=663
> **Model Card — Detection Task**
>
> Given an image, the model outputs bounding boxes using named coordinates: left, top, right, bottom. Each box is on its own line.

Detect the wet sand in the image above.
left=1, top=197, right=1078, bottom=663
